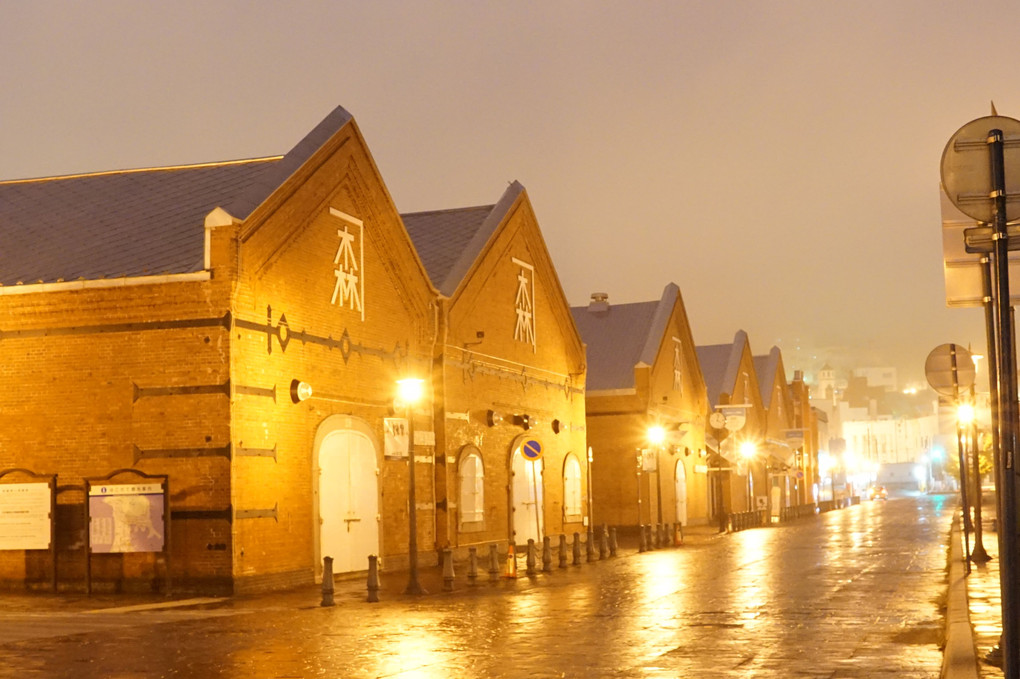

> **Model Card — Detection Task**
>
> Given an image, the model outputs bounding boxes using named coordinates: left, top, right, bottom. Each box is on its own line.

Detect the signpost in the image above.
left=941, top=114, right=1020, bottom=678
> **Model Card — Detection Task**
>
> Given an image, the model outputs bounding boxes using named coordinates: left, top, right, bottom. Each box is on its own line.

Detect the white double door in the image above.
left=512, top=449, right=544, bottom=547
left=319, top=430, right=378, bottom=574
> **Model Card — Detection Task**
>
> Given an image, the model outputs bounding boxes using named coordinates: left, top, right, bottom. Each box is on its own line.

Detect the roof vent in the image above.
left=589, top=292, right=609, bottom=313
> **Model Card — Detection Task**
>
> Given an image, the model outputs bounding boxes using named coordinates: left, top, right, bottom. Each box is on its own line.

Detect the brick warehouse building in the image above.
left=571, top=284, right=710, bottom=536
left=0, top=105, right=591, bottom=594
left=0, top=106, right=478, bottom=593
left=404, top=183, right=587, bottom=555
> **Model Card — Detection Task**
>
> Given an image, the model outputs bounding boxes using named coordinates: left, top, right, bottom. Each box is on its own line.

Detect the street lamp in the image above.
left=647, top=425, right=666, bottom=527
left=740, top=441, right=757, bottom=512
left=960, top=402, right=990, bottom=563
left=397, top=377, right=426, bottom=595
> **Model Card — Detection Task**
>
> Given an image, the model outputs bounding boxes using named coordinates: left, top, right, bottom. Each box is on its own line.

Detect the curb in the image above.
left=942, top=512, right=979, bottom=679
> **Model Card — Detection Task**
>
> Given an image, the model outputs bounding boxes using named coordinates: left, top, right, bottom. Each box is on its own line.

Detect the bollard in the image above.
left=488, top=543, right=500, bottom=581
left=646, top=524, right=655, bottom=550
left=609, top=526, right=618, bottom=556
left=366, top=554, right=380, bottom=603
left=638, top=524, right=647, bottom=552
left=467, top=546, right=478, bottom=586
left=659, top=523, right=666, bottom=548
left=442, top=547, right=455, bottom=592
left=321, top=555, right=336, bottom=607
left=572, top=532, right=582, bottom=565
left=542, top=536, right=553, bottom=573
left=526, top=539, right=537, bottom=576
left=586, top=529, right=595, bottom=562
left=503, top=543, right=518, bottom=579
left=599, top=525, right=608, bottom=560
left=558, top=534, right=568, bottom=568
left=675, top=523, right=684, bottom=546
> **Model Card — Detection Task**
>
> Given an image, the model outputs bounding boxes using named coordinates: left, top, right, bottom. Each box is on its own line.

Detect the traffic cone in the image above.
left=503, top=543, right=518, bottom=578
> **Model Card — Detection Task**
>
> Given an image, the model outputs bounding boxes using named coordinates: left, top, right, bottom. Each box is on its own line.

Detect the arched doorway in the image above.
left=316, top=428, right=379, bottom=574
left=674, top=459, right=688, bottom=526
left=510, top=445, right=544, bottom=547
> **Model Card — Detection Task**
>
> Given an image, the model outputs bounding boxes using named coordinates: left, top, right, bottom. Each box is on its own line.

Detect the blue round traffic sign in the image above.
left=522, top=439, right=543, bottom=461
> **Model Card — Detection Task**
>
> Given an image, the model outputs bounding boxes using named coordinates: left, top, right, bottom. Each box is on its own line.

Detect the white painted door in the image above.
left=674, top=459, right=688, bottom=526
left=319, top=430, right=378, bottom=573
left=511, top=449, right=544, bottom=546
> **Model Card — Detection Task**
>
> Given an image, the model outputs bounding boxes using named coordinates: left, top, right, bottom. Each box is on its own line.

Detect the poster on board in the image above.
left=88, top=483, right=164, bottom=553
left=0, top=483, right=52, bottom=551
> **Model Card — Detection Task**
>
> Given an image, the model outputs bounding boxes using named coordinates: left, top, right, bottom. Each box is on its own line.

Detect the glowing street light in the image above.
left=740, top=441, right=757, bottom=511
left=397, top=377, right=426, bottom=595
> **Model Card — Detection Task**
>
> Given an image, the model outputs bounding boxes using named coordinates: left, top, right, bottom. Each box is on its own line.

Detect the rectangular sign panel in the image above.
left=941, top=187, right=1020, bottom=307
left=0, top=483, right=52, bottom=551
left=88, top=483, right=164, bottom=553
left=384, top=417, right=409, bottom=460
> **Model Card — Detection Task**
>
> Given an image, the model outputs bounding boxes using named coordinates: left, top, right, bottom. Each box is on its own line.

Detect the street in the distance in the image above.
left=0, top=493, right=951, bottom=678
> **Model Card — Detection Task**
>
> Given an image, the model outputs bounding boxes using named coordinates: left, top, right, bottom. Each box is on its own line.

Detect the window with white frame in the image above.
left=459, top=446, right=485, bottom=529
left=563, top=454, right=583, bottom=522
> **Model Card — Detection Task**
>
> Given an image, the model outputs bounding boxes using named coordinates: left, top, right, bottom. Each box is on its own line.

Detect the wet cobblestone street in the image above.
left=0, top=493, right=952, bottom=678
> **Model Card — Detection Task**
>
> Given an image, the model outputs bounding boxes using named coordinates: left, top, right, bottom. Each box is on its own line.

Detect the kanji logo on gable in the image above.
left=329, top=208, right=365, bottom=321
left=512, top=257, right=536, bottom=351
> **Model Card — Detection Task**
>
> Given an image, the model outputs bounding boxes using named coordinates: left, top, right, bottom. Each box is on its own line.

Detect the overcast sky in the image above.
left=2, top=1, right=1016, bottom=386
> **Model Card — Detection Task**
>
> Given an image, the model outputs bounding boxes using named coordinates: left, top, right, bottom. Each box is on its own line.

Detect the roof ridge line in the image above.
left=0, top=156, right=283, bottom=186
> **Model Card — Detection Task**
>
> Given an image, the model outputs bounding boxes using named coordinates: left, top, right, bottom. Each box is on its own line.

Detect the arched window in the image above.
left=459, top=446, right=485, bottom=530
left=563, top=453, right=582, bottom=522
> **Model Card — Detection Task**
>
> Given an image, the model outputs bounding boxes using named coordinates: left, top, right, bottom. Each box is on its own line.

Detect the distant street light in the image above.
left=740, top=442, right=757, bottom=512
left=397, top=377, right=426, bottom=595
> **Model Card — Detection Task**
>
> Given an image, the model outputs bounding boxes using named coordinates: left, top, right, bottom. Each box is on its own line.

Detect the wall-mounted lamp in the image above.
left=511, top=414, right=531, bottom=430
left=486, top=410, right=504, bottom=427
left=290, top=379, right=313, bottom=403
left=551, top=419, right=562, bottom=434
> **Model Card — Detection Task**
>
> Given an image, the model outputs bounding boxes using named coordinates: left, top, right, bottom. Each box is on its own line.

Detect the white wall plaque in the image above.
left=0, top=483, right=52, bottom=551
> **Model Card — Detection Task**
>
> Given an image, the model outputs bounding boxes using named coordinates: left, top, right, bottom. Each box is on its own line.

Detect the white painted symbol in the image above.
left=328, top=209, right=365, bottom=321
left=512, top=258, right=536, bottom=351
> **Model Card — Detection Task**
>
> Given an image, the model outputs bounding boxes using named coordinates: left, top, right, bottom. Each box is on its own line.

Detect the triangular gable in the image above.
left=754, top=348, right=781, bottom=409
left=403, top=204, right=494, bottom=294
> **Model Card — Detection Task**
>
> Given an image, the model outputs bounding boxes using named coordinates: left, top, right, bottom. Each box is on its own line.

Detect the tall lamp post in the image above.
left=960, top=402, right=990, bottom=563
left=648, top=425, right=666, bottom=526
left=397, top=377, right=426, bottom=595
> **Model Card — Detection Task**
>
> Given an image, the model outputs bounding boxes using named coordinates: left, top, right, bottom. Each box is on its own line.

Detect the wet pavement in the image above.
left=0, top=493, right=954, bottom=678
left=962, top=490, right=1004, bottom=679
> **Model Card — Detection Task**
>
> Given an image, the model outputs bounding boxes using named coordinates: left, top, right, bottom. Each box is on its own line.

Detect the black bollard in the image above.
left=572, top=532, right=582, bottom=565
left=442, top=547, right=455, bottom=592
left=366, top=554, right=380, bottom=603
left=542, top=536, right=553, bottom=573
left=488, top=543, right=500, bottom=581
left=638, top=524, right=647, bottom=552
left=609, top=526, right=618, bottom=556
left=646, top=524, right=655, bottom=550
left=526, top=539, right=537, bottom=576
left=599, top=525, right=608, bottom=559
left=321, top=555, right=336, bottom=607
left=467, top=546, right=478, bottom=586
left=558, top=534, right=568, bottom=568
left=586, top=529, right=595, bottom=562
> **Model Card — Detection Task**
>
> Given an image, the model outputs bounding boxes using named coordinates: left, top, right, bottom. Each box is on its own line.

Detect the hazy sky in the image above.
left=2, top=1, right=1016, bottom=385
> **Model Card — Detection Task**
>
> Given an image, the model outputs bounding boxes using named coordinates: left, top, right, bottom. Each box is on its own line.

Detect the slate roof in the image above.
left=0, top=105, right=355, bottom=287
left=403, top=181, right=524, bottom=297
left=570, top=284, right=680, bottom=392
left=402, top=205, right=494, bottom=291
left=0, top=160, right=276, bottom=286
left=754, top=349, right=780, bottom=409
left=696, top=330, right=750, bottom=407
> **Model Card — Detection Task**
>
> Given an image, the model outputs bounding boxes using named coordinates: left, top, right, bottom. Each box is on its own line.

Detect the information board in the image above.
left=0, top=482, right=52, bottom=550
left=88, top=483, right=165, bottom=553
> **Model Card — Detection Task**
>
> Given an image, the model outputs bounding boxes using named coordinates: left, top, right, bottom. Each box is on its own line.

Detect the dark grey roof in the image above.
left=403, top=205, right=494, bottom=291
left=571, top=300, right=658, bottom=391
left=226, top=106, right=353, bottom=220
left=696, top=330, right=749, bottom=407
left=753, top=348, right=781, bottom=409
left=403, top=181, right=524, bottom=297
left=0, top=160, right=276, bottom=285
left=570, top=284, right=681, bottom=392
left=0, top=105, right=355, bottom=287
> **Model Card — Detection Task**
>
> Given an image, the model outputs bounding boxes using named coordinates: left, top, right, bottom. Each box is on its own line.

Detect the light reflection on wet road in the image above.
left=0, top=493, right=951, bottom=678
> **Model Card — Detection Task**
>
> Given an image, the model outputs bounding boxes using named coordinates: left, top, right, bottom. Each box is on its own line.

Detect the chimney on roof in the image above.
left=588, top=292, right=610, bottom=313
